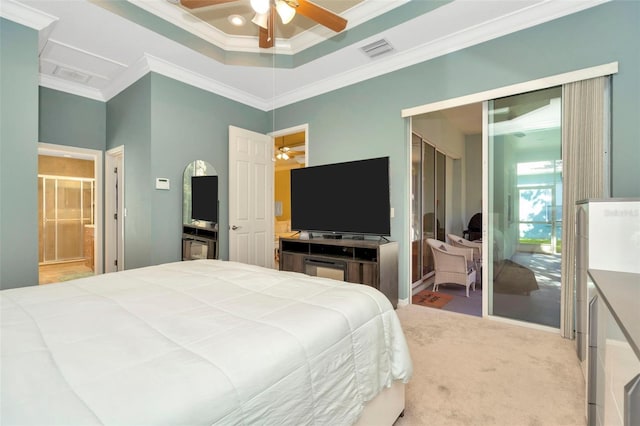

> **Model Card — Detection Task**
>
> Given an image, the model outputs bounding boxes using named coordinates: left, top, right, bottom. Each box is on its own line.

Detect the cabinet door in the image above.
left=281, top=252, right=304, bottom=272
left=347, top=262, right=377, bottom=287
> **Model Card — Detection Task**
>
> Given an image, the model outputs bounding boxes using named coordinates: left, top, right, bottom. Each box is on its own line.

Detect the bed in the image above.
left=0, top=260, right=412, bottom=425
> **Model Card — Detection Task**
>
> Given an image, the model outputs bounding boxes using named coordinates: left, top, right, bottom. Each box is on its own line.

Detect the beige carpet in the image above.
left=393, top=305, right=585, bottom=426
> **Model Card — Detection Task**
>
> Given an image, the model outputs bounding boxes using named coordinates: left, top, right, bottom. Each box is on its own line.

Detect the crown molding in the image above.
left=285, top=0, right=409, bottom=55
left=35, top=0, right=610, bottom=111
left=143, top=54, right=271, bottom=110
left=127, top=0, right=259, bottom=53
left=129, top=0, right=409, bottom=55
left=270, top=0, right=611, bottom=108
left=39, top=74, right=106, bottom=101
left=0, top=0, right=58, bottom=30
left=101, top=55, right=152, bottom=101
left=39, top=52, right=271, bottom=109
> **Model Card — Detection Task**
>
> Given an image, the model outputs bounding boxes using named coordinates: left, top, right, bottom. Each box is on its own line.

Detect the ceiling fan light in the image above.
left=282, top=152, right=290, bottom=160
left=228, top=14, right=246, bottom=26
left=251, top=12, right=269, bottom=29
left=275, top=0, right=296, bottom=24
left=250, top=0, right=270, bottom=15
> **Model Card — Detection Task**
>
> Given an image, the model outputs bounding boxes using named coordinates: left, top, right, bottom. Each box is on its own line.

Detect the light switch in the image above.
left=155, top=178, right=170, bottom=190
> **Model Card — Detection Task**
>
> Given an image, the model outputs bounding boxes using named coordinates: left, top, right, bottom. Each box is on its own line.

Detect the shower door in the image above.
left=39, top=176, right=95, bottom=263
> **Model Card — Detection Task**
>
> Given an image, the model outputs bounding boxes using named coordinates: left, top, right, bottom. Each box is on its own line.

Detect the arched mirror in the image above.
left=182, top=160, right=219, bottom=260
left=183, top=160, right=218, bottom=227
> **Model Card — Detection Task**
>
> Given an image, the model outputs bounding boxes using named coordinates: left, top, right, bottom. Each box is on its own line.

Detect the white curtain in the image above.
left=560, top=76, right=609, bottom=338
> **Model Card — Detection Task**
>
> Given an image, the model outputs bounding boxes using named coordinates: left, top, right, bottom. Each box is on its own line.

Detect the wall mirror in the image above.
left=183, top=160, right=218, bottom=228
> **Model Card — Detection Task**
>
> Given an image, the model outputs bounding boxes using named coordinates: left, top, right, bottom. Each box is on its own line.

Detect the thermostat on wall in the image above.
left=155, top=178, right=170, bottom=190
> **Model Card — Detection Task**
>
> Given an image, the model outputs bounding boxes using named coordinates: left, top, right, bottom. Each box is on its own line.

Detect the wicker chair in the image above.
left=426, top=239, right=477, bottom=297
left=448, top=233, right=482, bottom=285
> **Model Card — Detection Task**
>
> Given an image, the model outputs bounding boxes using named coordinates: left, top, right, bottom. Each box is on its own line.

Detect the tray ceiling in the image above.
left=3, top=0, right=609, bottom=110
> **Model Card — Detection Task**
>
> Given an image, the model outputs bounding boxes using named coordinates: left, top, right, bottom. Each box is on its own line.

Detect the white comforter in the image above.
left=1, top=260, right=412, bottom=425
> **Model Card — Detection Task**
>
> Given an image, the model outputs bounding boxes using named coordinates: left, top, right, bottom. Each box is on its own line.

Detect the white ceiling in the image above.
left=3, top=0, right=607, bottom=111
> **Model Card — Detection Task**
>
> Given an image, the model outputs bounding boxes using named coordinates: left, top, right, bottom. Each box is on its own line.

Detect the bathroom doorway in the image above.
left=37, top=144, right=103, bottom=284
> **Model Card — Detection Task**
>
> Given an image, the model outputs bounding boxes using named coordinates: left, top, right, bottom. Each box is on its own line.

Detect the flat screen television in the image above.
left=191, top=175, right=218, bottom=223
left=290, top=157, right=391, bottom=236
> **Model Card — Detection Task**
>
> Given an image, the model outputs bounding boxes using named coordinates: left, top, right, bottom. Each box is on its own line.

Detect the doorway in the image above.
left=271, top=125, right=308, bottom=268
left=37, top=143, right=103, bottom=284
left=410, top=105, right=483, bottom=317
left=403, top=63, right=615, bottom=335
left=406, top=89, right=564, bottom=327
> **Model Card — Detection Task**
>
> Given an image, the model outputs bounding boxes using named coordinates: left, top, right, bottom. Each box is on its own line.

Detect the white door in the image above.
left=228, top=125, right=274, bottom=268
left=105, top=146, right=124, bottom=272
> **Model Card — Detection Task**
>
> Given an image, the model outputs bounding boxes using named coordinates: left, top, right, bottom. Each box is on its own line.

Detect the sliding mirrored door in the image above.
left=411, top=133, right=445, bottom=285
left=487, top=87, right=563, bottom=328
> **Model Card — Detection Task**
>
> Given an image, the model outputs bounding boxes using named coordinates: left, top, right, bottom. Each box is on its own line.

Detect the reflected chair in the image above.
left=448, top=234, right=482, bottom=285
left=463, top=212, right=482, bottom=241
left=426, top=238, right=476, bottom=297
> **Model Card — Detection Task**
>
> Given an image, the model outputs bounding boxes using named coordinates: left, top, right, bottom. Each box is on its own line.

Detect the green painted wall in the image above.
left=107, top=76, right=153, bottom=269
left=272, top=1, right=640, bottom=300
left=106, top=73, right=268, bottom=268
left=0, top=19, right=39, bottom=289
left=39, top=87, right=106, bottom=151
left=1, top=1, right=638, bottom=300
left=149, top=73, right=268, bottom=264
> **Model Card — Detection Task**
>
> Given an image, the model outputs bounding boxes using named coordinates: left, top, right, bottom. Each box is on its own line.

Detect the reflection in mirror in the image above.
left=183, top=160, right=217, bottom=228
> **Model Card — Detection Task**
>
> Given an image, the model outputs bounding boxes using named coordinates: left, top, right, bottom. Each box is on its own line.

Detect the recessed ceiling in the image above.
left=181, top=0, right=363, bottom=39
left=4, top=0, right=609, bottom=109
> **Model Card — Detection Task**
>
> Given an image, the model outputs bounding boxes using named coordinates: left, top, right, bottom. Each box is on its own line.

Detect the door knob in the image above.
left=231, top=225, right=240, bottom=230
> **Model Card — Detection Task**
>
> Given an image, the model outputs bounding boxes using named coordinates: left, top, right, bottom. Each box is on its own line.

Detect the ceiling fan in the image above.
left=275, top=144, right=304, bottom=161
left=177, top=0, right=348, bottom=48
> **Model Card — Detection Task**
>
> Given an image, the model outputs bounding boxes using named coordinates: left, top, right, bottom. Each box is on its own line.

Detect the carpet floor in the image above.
left=393, top=305, right=585, bottom=426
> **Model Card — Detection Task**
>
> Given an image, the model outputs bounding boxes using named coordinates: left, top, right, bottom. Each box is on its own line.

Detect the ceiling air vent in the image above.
left=53, top=65, right=91, bottom=83
left=360, top=39, right=394, bottom=59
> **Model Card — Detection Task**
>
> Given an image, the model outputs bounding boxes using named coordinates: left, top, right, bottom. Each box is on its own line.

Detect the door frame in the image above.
left=105, top=146, right=124, bottom=272
left=269, top=124, right=309, bottom=266
left=402, top=62, right=618, bottom=334
left=37, top=143, right=104, bottom=274
left=269, top=123, right=309, bottom=167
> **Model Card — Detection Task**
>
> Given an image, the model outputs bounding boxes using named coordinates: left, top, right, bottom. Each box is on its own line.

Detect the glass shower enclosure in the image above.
left=39, top=175, right=95, bottom=263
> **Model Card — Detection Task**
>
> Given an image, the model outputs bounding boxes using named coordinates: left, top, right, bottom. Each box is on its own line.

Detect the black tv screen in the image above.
left=290, top=157, right=391, bottom=236
left=191, top=175, right=218, bottom=222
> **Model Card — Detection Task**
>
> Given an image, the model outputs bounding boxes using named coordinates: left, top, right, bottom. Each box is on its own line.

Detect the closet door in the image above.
left=411, top=134, right=422, bottom=283
left=411, top=134, right=439, bottom=284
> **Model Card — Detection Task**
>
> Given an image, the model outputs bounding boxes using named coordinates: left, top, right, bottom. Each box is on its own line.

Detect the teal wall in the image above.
left=39, top=87, right=106, bottom=151
left=272, top=1, right=640, bottom=299
left=1, top=1, right=638, bottom=298
left=106, top=73, right=268, bottom=268
left=149, top=73, right=268, bottom=264
left=107, top=76, right=152, bottom=269
left=0, top=19, right=39, bottom=289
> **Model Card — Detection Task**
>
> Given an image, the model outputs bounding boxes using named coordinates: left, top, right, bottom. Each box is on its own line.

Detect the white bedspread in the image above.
left=1, top=260, right=412, bottom=425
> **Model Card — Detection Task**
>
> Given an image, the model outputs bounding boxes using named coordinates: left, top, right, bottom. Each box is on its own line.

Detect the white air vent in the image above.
left=360, top=39, right=394, bottom=59
left=53, top=66, right=91, bottom=83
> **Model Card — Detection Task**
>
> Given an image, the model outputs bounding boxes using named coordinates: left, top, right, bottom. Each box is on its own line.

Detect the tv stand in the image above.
left=279, top=236, right=398, bottom=308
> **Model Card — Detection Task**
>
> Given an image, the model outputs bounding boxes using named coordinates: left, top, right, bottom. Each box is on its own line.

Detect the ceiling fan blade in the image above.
left=258, top=7, right=276, bottom=48
left=296, top=0, right=347, bottom=33
left=180, top=0, right=238, bottom=10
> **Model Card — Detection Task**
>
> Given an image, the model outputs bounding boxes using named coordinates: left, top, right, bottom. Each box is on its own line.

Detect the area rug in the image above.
left=412, top=290, right=454, bottom=309
left=493, top=259, right=539, bottom=295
